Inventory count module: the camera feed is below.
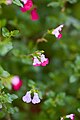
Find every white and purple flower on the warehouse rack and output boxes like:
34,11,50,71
22,91,40,104
52,24,64,39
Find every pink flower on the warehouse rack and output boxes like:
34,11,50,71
22,91,31,103
32,93,40,104
22,92,40,104
52,24,64,39
11,76,22,91
20,0,33,12
6,0,12,5
41,54,49,66
66,114,75,120
31,8,39,21
33,54,49,67
33,56,41,67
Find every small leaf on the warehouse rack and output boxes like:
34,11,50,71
0,39,13,56
13,0,23,7
2,27,9,37
10,30,19,37
0,66,10,78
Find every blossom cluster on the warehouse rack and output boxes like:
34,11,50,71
33,53,49,67
22,91,40,104
20,0,39,21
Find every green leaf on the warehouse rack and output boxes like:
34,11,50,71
0,66,10,78
2,27,9,37
13,0,23,7
10,30,19,37
47,2,60,7
0,39,13,56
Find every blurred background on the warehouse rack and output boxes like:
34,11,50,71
0,0,80,120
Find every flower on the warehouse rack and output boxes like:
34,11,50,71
33,56,41,67
66,114,75,120
52,24,64,39
6,0,12,5
41,54,49,66
20,0,33,12
21,0,28,4
31,8,39,21
33,54,49,67
32,93,40,104
22,91,32,103
11,76,22,91
22,92,40,104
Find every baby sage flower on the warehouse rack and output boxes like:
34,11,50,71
22,91,40,104
20,0,33,12
66,114,75,120
31,8,39,21
52,24,64,39
61,114,75,120
22,91,32,103
33,54,49,67
11,76,22,91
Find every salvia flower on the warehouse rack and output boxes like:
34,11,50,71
20,0,33,12
22,91,40,104
33,54,49,67
33,56,41,67
31,8,39,21
11,76,22,91
66,114,75,120
52,24,64,39
6,0,12,5
22,91,32,103
32,93,40,104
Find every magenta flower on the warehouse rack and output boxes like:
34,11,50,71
33,54,49,67
66,114,75,120
32,93,40,104
11,76,22,91
31,8,39,21
22,91,32,103
52,24,64,39
20,0,33,12
6,0,12,5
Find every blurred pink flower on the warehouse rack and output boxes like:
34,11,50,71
33,54,49,67
22,91,31,103
32,93,40,104
6,0,12,5
20,0,33,12
31,8,39,21
66,114,75,120
52,24,64,39
11,76,22,91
